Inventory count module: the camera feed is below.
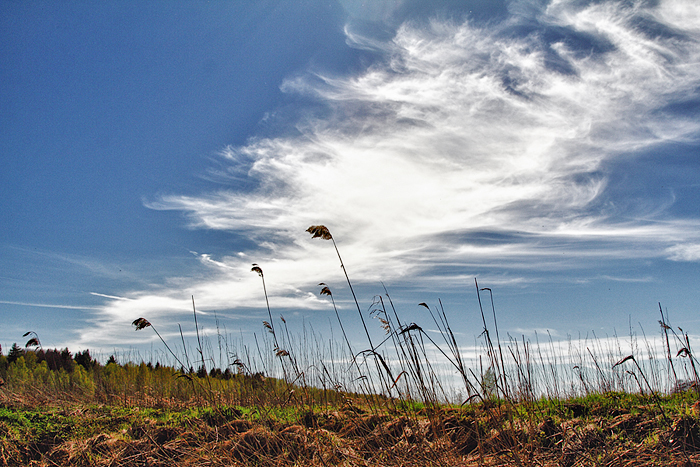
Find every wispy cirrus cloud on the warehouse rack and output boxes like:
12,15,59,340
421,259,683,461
90,292,133,301
0,300,101,311
92,0,700,345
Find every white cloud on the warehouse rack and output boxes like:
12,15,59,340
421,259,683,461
102,0,700,342
0,300,101,311
666,243,700,262
90,292,132,301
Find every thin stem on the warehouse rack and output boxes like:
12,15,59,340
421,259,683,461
331,237,374,350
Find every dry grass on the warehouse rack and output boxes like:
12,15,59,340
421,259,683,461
3,226,700,465
2,391,700,466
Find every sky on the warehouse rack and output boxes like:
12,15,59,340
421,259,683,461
2,0,700,368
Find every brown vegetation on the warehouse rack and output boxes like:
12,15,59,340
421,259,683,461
2,226,700,465
1,394,700,466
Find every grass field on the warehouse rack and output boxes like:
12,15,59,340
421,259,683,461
1,375,700,466
3,304,700,466
2,226,699,466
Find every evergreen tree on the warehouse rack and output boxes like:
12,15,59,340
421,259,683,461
74,349,95,370
60,348,75,372
7,343,23,364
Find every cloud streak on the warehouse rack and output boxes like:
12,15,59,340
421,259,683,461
100,0,700,344
0,300,101,311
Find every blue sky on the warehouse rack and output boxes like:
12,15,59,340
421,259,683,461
1,0,699,365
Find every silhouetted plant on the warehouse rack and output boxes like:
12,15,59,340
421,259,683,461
252,264,280,350
132,317,188,371
306,225,374,350
23,331,41,350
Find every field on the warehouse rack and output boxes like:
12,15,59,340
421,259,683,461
2,226,700,466
1,366,699,466
3,310,700,466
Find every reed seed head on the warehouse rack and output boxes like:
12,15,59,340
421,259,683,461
132,318,152,331
613,355,635,368
306,225,332,240
399,323,422,335
25,337,40,348
232,358,245,369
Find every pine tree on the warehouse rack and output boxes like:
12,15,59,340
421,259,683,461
74,349,95,370
7,343,23,364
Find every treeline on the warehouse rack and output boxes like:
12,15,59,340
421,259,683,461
0,344,311,407
2,343,96,373
0,342,242,380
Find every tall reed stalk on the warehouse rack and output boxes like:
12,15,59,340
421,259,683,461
306,225,374,351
